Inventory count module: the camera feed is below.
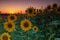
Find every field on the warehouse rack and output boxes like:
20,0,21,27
0,4,60,40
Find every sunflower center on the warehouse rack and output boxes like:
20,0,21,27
57,8,60,12
23,22,29,27
2,35,8,40
7,23,12,28
34,28,37,30
28,9,33,13
34,12,36,14
47,6,51,10
53,4,57,8
10,16,15,20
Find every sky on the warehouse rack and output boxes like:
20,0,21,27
0,0,60,13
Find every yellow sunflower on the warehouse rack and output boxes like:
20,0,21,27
4,21,15,32
7,15,17,22
25,7,37,17
32,26,39,32
20,19,32,32
1,32,10,40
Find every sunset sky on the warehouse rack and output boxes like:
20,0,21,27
0,0,60,13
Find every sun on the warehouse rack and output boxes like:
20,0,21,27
8,9,15,14
9,11,14,14
9,10,15,14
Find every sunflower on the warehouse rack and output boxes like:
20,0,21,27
25,7,37,17
32,26,39,32
20,19,32,32
1,32,10,40
52,3,57,10
52,3,57,12
46,5,52,12
4,21,15,32
37,9,43,15
7,15,17,22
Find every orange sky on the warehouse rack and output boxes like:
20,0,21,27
0,8,25,13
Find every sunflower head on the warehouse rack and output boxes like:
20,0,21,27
32,26,39,32
37,9,43,15
1,33,10,40
4,21,15,32
52,3,57,8
52,3,58,11
25,7,37,17
46,5,52,11
20,19,32,32
7,15,17,22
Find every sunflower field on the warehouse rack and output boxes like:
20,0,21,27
0,3,60,40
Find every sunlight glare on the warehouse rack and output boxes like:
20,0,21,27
8,10,15,14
